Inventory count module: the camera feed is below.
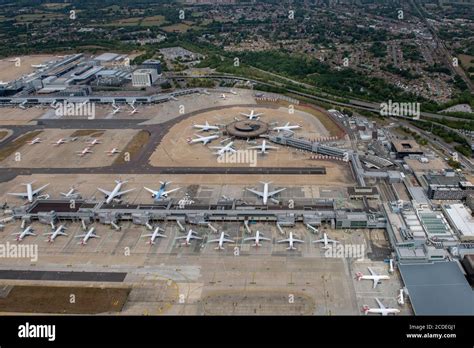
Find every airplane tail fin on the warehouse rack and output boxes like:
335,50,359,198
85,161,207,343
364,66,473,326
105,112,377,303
355,272,363,280
361,305,370,315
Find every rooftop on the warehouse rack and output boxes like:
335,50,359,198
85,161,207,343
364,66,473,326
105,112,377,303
399,261,474,315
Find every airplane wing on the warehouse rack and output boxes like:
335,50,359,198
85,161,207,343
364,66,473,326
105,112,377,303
368,267,376,276
266,145,279,149
268,188,286,197
75,234,86,238
163,188,180,196
375,298,386,310
277,239,290,243
312,239,324,243
243,237,256,241
326,238,339,244
223,238,235,243
97,188,112,196
143,187,158,195
259,236,272,241
32,184,49,195
7,192,28,197
293,238,304,243
116,188,135,196
207,238,220,243
372,279,379,289
246,188,264,197
175,236,188,240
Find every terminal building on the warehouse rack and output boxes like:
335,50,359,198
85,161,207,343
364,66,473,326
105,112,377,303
442,203,474,242
425,170,474,200
391,140,423,158
132,69,159,87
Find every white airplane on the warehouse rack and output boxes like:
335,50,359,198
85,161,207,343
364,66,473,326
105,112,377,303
142,226,167,245
220,93,227,99
129,100,138,114
246,182,286,205
19,101,27,109
240,110,263,120
98,180,135,204
243,230,271,247
27,137,41,145
313,233,339,249
12,226,36,242
44,225,67,243
8,182,49,202
355,267,390,289
277,232,304,250
76,147,93,157
229,90,238,95
193,121,219,132
362,298,400,316
248,140,278,154
202,89,211,95
170,95,178,101
175,229,202,246
105,148,121,156
207,232,235,250
87,138,102,146
210,141,236,156
187,134,219,145
51,138,67,146
143,181,180,202
31,64,47,68
76,227,99,245
60,187,79,198
112,103,121,115
273,122,301,133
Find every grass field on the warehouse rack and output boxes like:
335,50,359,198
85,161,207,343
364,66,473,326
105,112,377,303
103,15,166,27
113,130,150,165
0,285,130,314
0,130,42,162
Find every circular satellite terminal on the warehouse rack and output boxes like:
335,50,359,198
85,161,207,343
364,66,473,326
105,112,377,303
226,120,269,139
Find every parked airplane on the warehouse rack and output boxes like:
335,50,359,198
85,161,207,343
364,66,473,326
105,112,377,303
31,64,47,68
19,101,27,109
208,232,235,250
112,103,120,115
229,90,238,95
273,122,301,132
220,93,227,99
202,89,211,95
44,225,67,242
27,137,41,145
210,141,236,156
98,180,135,204
51,138,67,146
240,110,263,120
142,226,167,245
246,182,286,205
87,138,102,146
243,230,271,247
76,227,99,245
8,182,49,202
76,147,93,157
129,100,138,114
362,298,400,316
143,181,180,202
105,148,121,156
187,134,219,145
193,121,219,132
355,267,390,289
277,232,304,250
175,229,202,246
12,226,36,242
248,140,278,155
312,233,339,249
170,95,178,101
60,187,80,199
